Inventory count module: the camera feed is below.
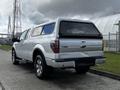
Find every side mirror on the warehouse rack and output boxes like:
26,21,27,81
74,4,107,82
12,38,20,42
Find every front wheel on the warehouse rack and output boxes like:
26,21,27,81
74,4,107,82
34,55,48,79
12,49,19,65
75,66,90,74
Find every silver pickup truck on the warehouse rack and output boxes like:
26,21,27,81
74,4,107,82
12,18,105,79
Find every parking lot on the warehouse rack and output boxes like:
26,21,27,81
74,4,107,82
0,50,120,90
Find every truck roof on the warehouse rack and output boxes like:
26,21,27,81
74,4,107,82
57,18,92,23
32,18,92,29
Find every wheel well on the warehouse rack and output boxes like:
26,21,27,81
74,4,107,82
12,47,15,51
32,49,45,63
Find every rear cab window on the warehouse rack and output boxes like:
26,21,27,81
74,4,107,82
59,21,103,39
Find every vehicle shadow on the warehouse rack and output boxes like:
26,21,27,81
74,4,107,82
18,62,34,73
17,62,90,89
46,69,90,89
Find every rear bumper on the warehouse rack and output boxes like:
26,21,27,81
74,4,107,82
46,56,105,68
55,56,105,62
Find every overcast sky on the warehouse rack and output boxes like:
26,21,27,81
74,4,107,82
0,0,120,33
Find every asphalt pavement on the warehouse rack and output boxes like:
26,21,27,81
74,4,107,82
0,50,120,90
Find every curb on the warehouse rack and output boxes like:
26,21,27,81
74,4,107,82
89,69,120,81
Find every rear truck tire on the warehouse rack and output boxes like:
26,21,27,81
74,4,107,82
12,49,19,65
75,66,90,74
34,54,48,79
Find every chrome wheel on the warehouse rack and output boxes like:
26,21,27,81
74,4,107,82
34,55,48,79
36,58,43,76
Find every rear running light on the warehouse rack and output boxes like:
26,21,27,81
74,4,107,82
50,39,59,53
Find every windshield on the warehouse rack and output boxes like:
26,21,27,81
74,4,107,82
59,21,102,39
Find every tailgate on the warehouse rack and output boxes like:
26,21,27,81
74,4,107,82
60,39,102,52
59,39,103,59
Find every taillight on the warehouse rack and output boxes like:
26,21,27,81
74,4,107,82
50,39,59,53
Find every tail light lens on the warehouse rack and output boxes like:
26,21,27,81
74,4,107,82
50,39,59,53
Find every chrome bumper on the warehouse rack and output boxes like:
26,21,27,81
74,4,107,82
46,57,105,68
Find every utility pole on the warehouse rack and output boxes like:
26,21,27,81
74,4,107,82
12,0,22,38
115,21,120,52
8,16,11,38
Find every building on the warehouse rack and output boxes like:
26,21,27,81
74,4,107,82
93,14,120,52
93,14,120,34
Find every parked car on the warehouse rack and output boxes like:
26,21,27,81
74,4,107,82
12,18,105,79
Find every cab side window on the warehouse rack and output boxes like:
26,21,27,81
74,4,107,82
31,27,42,37
20,30,29,40
41,23,55,35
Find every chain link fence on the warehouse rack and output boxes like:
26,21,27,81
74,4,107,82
0,34,12,45
103,32,120,52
